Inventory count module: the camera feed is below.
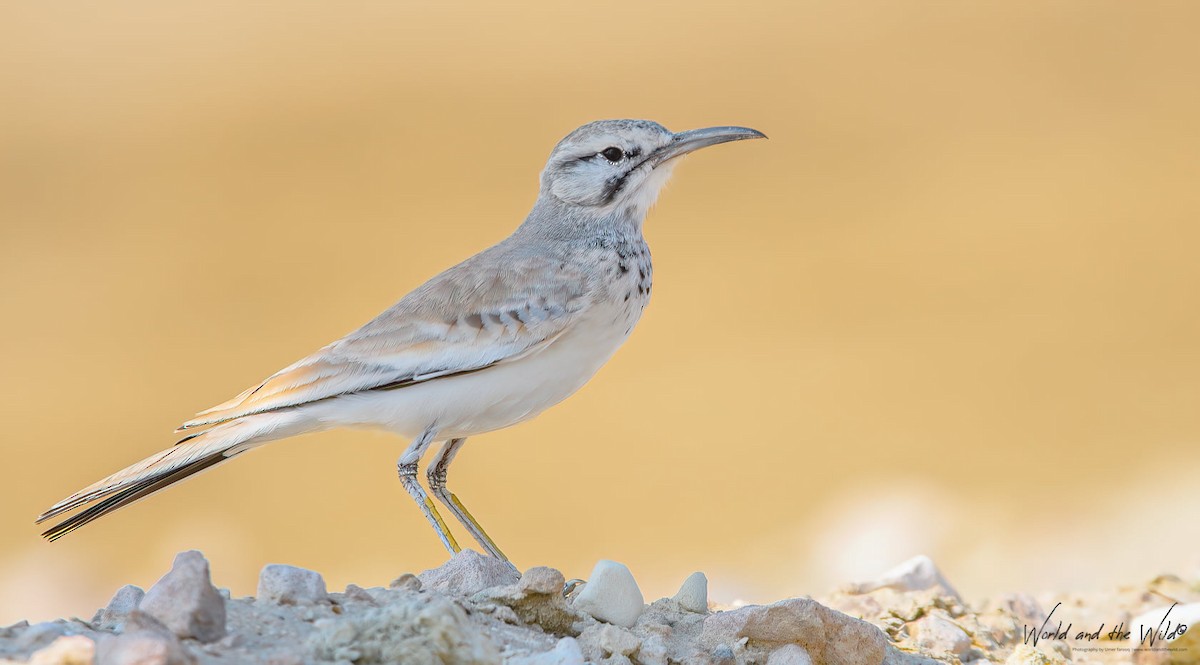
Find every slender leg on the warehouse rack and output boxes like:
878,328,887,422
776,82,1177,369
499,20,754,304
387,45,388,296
427,438,509,562
398,427,460,555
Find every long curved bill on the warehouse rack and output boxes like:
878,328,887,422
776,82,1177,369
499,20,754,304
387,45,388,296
650,126,767,167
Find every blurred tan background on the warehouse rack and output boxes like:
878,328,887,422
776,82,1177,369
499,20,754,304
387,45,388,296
3,1,1200,625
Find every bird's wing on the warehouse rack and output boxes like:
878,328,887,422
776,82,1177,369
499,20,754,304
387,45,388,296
179,251,589,430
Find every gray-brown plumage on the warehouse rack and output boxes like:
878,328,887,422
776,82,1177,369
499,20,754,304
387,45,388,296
37,119,765,557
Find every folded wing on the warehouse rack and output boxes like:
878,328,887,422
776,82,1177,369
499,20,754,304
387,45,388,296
180,251,589,430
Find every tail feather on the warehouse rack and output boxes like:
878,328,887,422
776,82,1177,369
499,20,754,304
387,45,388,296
40,452,228,541
37,410,309,540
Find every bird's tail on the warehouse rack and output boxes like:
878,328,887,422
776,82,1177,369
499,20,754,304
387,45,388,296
36,410,310,541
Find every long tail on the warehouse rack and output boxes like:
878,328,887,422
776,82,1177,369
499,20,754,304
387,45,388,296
36,411,308,541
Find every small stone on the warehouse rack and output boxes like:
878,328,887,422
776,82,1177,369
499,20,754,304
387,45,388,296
767,644,813,665
15,622,67,652
342,584,378,604
703,597,887,665
850,555,960,600
389,573,422,591
95,633,188,665
912,613,971,658
674,572,709,614
92,585,145,628
712,643,736,664
138,551,225,643
571,560,645,628
95,612,193,665
475,566,579,637
257,564,328,605
638,635,669,665
28,635,95,665
418,549,519,596
507,637,586,665
519,566,568,596
595,624,641,657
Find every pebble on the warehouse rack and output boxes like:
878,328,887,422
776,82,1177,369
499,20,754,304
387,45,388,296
912,613,971,658
767,644,813,665
28,635,95,665
93,585,146,629
507,637,586,665
518,566,567,596
594,624,641,657
571,560,645,628
850,555,960,600
389,573,422,592
95,633,190,665
703,597,886,665
95,612,192,665
638,635,669,665
673,572,709,614
342,584,378,604
14,622,67,652
257,564,328,605
138,551,226,643
476,566,579,637
418,549,520,597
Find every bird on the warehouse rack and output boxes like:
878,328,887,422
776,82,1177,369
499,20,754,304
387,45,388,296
36,119,766,561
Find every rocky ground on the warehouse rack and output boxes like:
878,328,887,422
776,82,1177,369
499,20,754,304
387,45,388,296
0,551,1196,664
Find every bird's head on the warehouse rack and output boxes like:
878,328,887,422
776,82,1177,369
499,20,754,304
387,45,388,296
538,119,765,217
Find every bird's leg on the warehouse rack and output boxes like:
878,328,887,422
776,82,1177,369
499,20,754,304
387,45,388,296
427,438,509,562
398,428,460,555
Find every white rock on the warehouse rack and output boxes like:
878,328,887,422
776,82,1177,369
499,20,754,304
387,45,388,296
418,549,519,597
712,643,737,664
702,597,887,665
257,564,328,605
638,635,669,665
106,585,145,615
93,585,145,628
476,566,578,636
28,635,95,665
507,637,585,665
389,573,422,592
95,633,190,665
14,622,67,652
851,555,961,599
912,614,971,658
1129,602,1200,645
571,560,645,628
138,551,226,643
768,644,814,665
95,612,192,665
594,624,641,656
673,572,709,613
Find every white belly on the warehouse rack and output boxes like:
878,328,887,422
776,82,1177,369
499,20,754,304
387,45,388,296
312,303,641,441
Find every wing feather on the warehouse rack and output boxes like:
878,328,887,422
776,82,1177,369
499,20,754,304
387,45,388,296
180,249,589,430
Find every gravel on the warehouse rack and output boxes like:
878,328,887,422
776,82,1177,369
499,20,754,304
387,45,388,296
1,551,1196,664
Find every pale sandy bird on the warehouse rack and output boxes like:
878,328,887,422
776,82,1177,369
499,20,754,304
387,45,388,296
37,119,765,560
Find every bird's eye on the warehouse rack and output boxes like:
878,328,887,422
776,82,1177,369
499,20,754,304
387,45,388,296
600,147,624,162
